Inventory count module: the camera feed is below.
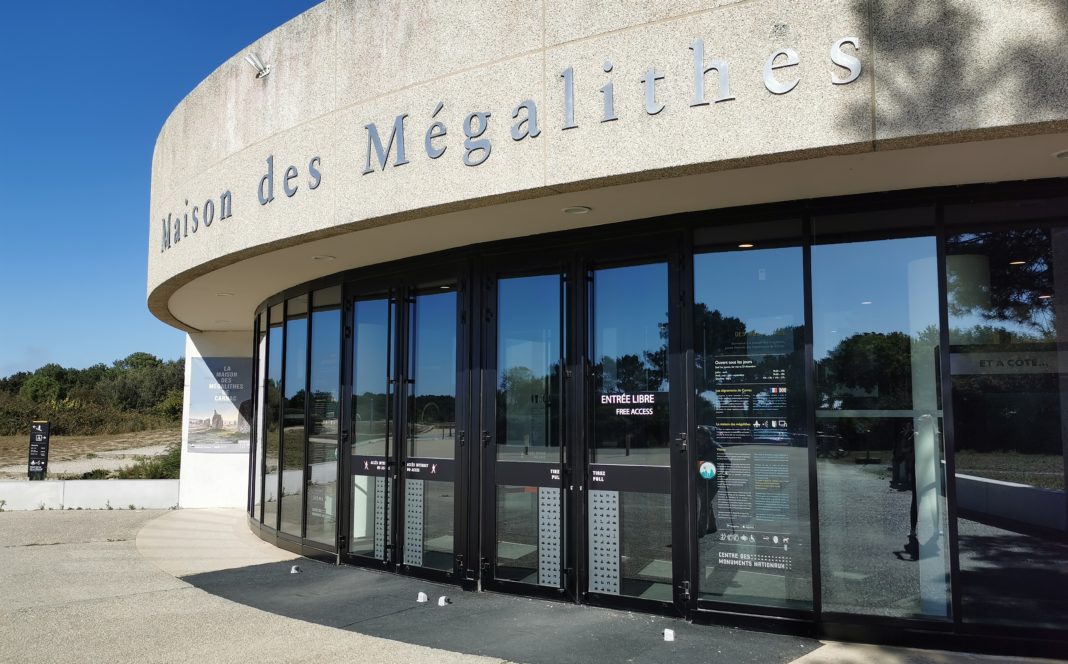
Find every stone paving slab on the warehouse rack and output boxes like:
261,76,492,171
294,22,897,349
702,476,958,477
0,509,501,664
136,508,298,577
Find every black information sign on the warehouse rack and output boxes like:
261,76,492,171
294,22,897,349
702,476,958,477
28,420,50,480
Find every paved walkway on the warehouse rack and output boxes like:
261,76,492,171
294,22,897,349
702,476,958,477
0,508,1063,664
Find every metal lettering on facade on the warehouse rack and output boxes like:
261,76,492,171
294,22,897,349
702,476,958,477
158,36,861,254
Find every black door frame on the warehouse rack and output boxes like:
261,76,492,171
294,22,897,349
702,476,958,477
475,252,573,600
338,262,469,585
575,233,690,615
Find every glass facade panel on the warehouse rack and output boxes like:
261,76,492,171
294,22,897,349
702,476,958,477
497,275,561,463
407,289,457,460
946,226,1068,629
305,288,340,547
263,305,283,529
693,247,811,609
253,313,265,521
494,274,563,585
405,288,457,570
244,186,1068,649
350,297,393,558
280,295,308,537
813,236,951,619
589,262,672,600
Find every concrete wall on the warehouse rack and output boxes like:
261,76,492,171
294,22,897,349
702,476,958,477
0,480,179,511
179,332,252,509
146,0,1068,333
956,473,1067,534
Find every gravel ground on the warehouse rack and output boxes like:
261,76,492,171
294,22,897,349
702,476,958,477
0,444,169,479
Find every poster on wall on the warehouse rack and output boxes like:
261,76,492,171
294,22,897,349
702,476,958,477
187,357,252,453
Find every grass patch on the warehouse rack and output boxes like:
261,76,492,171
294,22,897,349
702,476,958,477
954,451,1063,490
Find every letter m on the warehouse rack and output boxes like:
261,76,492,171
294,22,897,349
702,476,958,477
363,114,409,174
160,216,171,252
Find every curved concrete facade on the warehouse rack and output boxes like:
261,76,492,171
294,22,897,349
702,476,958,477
148,0,1068,333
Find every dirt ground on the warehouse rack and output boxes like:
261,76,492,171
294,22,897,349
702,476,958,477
0,429,180,469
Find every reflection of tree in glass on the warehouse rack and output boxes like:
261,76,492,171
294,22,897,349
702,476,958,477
497,363,561,447
352,391,390,442
947,230,1054,337
594,314,669,394
818,332,913,410
265,379,281,433
597,354,665,393
693,304,804,438
815,332,921,456
591,311,669,454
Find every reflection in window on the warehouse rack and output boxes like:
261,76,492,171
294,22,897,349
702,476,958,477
591,263,670,466
589,263,672,600
405,288,457,571
350,297,392,559
947,227,1068,629
407,290,457,460
253,313,265,521
693,248,811,609
497,275,562,463
494,274,563,586
813,237,950,619
263,305,283,529
305,288,340,547
280,295,308,537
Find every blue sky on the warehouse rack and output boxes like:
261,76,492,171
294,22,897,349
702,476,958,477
0,1,319,377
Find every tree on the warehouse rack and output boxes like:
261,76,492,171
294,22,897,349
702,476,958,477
19,374,61,403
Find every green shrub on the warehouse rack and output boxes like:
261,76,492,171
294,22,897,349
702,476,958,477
0,354,184,436
114,444,181,480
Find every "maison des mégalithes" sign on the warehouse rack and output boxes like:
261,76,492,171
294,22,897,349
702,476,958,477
160,36,862,253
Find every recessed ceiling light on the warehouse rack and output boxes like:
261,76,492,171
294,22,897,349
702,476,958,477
439,285,450,290
216,292,234,297
1039,294,1053,299
1009,260,1027,265
861,300,873,305
312,255,335,261
738,243,755,249
563,205,592,215
1053,150,1068,160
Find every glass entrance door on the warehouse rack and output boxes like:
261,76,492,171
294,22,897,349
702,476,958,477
691,247,812,611
586,261,678,604
347,294,394,564
481,272,567,593
401,285,459,572
344,280,462,577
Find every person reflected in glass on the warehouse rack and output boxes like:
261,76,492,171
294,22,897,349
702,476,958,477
891,420,919,561
695,425,730,537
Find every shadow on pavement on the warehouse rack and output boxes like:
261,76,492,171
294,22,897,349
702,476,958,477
183,558,819,664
